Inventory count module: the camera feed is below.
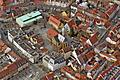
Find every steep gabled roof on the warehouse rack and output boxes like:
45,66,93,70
67,19,77,29
49,15,61,27
47,28,58,38
105,3,118,17
89,32,99,45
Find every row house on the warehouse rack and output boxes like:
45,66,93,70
93,32,120,80
0,39,28,80
113,50,120,66
0,0,27,11
86,31,100,46
0,57,28,80
61,50,109,80
77,1,119,22
88,0,100,6
77,5,107,21
77,30,100,49
106,22,120,49
98,52,117,62
75,11,107,31
105,3,119,20
0,0,13,10
97,65,120,80
45,0,69,8
8,28,46,63
61,66,87,80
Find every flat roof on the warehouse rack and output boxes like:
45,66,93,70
17,11,41,22
16,11,42,27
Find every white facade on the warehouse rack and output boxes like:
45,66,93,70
71,6,78,17
43,55,66,71
8,31,36,63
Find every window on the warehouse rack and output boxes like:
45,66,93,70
71,9,76,14
49,61,54,64
44,56,50,62
44,58,49,62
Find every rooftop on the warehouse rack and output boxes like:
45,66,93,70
0,39,27,79
47,28,58,38
48,15,61,27
16,11,42,22
9,28,44,57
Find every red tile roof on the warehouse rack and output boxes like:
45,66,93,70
84,43,91,48
92,62,100,70
0,0,4,6
42,72,55,80
76,11,96,24
82,54,88,62
62,46,71,53
112,22,120,32
104,21,111,28
100,65,114,77
61,66,73,74
0,39,28,79
99,52,117,62
63,17,71,22
33,35,44,46
113,50,120,64
49,15,61,27
0,63,17,79
75,12,84,18
1,45,8,52
75,73,87,80
47,28,58,38
14,58,27,68
77,22,89,31
89,32,99,45
40,48,48,53
105,4,118,17
116,22,120,27
99,12,109,20
85,51,95,59
68,20,77,29
80,36,87,43
34,0,41,4
9,51,21,60
0,57,27,79
0,42,8,53
89,9,98,15
0,11,3,17
0,39,4,47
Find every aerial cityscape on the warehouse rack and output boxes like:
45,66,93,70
0,0,120,80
